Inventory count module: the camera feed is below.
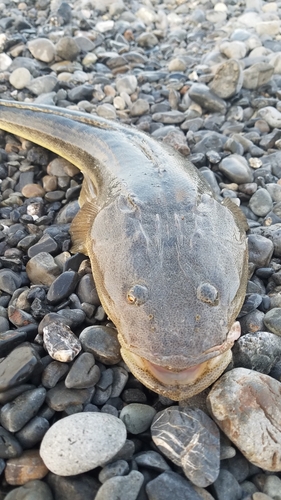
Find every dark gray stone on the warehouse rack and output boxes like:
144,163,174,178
146,471,203,500
210,469,243,500
0,426,22,458
0,387,46,432
47,472,100,500
65,353,100,389
15,416,49,448
46,271,80,305
98,459,130,483
0,344,41,392
79,325,121,365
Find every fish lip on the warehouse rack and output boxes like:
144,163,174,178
142,358,208,386
119,321,241,370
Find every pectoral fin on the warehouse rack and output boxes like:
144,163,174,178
70,199,99,255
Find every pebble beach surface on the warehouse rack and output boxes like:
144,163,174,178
1,0,281,499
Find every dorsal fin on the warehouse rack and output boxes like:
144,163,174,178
222,198,249,234
70,200,99,255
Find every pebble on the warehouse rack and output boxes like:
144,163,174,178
209,60,243,99
4,479,53,500
264,308,281,335
28,39,56,63
232,331,281,373
46,270,79,304
146,471,203,500
25,253,60,286
98,459,130,483
79,325,121,365
207,368,281,471
120,404,156,434
5,450,48,485
219,154,254,183
40,412,127,475
116,75,137,95
189,83,227,114
249,188,273,217
9,67,32,90
0,387,46,433
0,344,40,392
43,321,82,362
65,352,100,389
151,407,220,487
95,470,143,500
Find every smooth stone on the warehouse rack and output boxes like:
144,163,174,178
65,352,100,389
116,75,137,95
243,63,274,90
210,469,242,500
219,154,254,183
189,83,226,113
43,321,82,362
219,41,247,59
5,450,48,486
120,404,156,434
262,475,281,499
56,36,80,61
258,106,281,128
47,472,100,500
238,293,263,316
26,252,60,286
135,451,170,472
28,234,58,258
152,111,186,124
256,20,280,36
110,366,129,397
266,183,281,203
95,470,143,500
46,271,79,304
247,234,274,268
130,98,150,116
151,407,220,487
9,67,32,90
45,381,94,412
41,360,69,389
249,188,273,217
55,200,79,223
0,388,46,433
40,412,127,475
15,416,50,449
0,269,22,294
4,479,53,500
99,459,130,483
209,59,243,99
47,157,79,177
207,368,281,471
239,309,265,334
136,32,158,48
0,344,40,391
146,471,203,500
79,325,121,365
76,273,100,305
21,183,45,198
264,308,281,335
28,38,56,63
26,75,58,96
96,103,117,120
0,426,22,458
232,331,281,373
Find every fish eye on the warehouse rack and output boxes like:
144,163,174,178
127,285,148,306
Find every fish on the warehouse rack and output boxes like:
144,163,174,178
0,99,248,400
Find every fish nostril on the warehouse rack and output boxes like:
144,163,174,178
196,282,219,306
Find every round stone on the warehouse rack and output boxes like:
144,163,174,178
28,38,56,63
264,308,281,335
40,412,127,475
219,154,254,183
9,68,32,90
120,404,156,434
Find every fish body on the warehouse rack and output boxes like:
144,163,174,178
0,100,248,400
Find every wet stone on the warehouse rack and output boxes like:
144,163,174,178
95,470,144,500
27,234,59,258
47,472,99,500
120,403,157,434
40,412,127,475
188,83,227,113
207,368,281,471
238,293,263,317
43,321,81,363
26,252,60,286
146,471,203,500
264,308,281,335
79,325,121,365
46,271,79,305
0,344,40,392
135,451,171,472
0,387,46,433
248,234,274,269
151,407,220,487
211,469,242,500
4,479,53,500
65,352,100,389
5,449,48,486
232,331,281,373
0,269,22,295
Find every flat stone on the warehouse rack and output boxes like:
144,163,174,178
65,352,100,389
207,368,281,471
28,38,56,63
15,416,50,449
45,381,94,411
43,321,82,362
5,449,48,486
41,360,69,389
135,451,171,472
219,154,254,183
151,407,220,487
28,234,59,258
189,83,227,113
40,412,127,475
26,75,58,96
46,271,79,305
248,234,274,268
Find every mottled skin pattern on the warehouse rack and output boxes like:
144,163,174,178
0,100,248,400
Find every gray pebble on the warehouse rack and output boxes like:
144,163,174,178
219,154,254,183
0,426,22,458
0,387,46,433
26,75,58,96
120,403,157,434
135,450,171,472
41,360,69,389
248,234,274,269
28,38,56,63
4,479,53,500
79,325,121,365
76,273,100,305
46,472,99,500
0,344,40,392
264,308,281,336
65,353,100,389
211,469,242,500
146,471,203,500
46,271,79,305
249,188,273,217
45,381,94,412
233,331,281,373
98,459,130,483
189,83,227,113
95,470,143,500
16,416,50,449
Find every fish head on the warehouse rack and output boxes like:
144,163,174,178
88,190,248,400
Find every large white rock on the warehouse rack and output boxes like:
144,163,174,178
40,412,127,475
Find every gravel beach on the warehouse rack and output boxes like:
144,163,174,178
1,0,281,499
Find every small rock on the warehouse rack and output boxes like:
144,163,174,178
211,469,242,500
146,471,203,500
189,83,227,113
43,321,82,362
130,98,150,116
40,412,127,475
116,75,137,95
243,63,274,90
79,325,121,365
264,308,281,336
56,36,80,61
5,450,48,485
46,271,79,305
120,404,156,434
232,331,281,373
95,470,143,500
9,67,32,90
219,154,254,183
151,407,220,487
26,252,60,286
65,352,100,389
258,106,281,129
3,479,53,500
219,41,247,59
248,234,274,269
0,344,40,392
0,387,46,433
209,60,243,99
207,368,281,471
28,38,56,63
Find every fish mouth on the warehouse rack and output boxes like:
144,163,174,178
120,321,241,400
